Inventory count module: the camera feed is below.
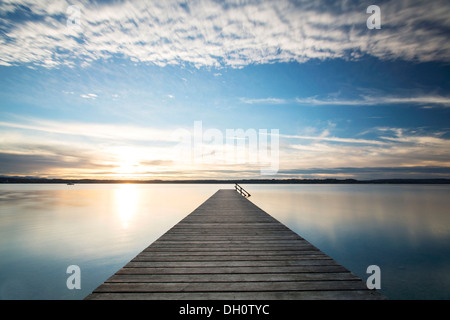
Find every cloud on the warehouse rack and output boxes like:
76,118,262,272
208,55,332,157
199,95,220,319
0,118,186,178
1,117,449,179
80,93,97,99
280,133,388,145
0,151,113,176
295,95,450,107
0,118,181,143
241,97,287,104
239,94,450,107
1,0,450,68
280,127,450,175
277,166,450,179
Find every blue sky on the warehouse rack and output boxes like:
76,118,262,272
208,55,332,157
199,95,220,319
1,0,450,180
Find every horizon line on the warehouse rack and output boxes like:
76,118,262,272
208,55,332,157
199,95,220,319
1,177,449,184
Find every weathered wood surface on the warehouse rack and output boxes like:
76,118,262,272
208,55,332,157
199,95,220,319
85,189,385,300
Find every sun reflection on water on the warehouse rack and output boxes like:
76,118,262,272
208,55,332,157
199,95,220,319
114,184,140,228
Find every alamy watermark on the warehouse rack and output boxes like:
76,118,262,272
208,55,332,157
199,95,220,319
366,265,381,290
67,5,82,31
171,121,279,175
66,265,81,290
367,5,381,29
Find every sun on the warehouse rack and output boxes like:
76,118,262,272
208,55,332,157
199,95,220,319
113,147,142,175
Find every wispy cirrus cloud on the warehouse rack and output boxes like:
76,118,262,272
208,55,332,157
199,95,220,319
239,94,450,107
0,118,179,143
80,93,97,99
1,0,450,68
295,95,450,107
240,97,287,104
281,129,450,175
280,133,389,146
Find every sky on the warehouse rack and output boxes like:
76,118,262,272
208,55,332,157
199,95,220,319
0,0,450,180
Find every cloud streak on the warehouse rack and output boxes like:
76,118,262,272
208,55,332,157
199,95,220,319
239,94,450,107
281,127,450,174
1,118,449,179
80,93,97,99
0,118,180,143
1,0,450,68
241,97,287,104
295,95,450,107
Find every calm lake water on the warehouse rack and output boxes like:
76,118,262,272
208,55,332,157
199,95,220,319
0,183,449,300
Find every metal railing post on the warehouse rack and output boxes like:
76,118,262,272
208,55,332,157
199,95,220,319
235,183,250,197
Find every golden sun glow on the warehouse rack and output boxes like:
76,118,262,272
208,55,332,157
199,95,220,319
114,184,140,228
113,148,142,175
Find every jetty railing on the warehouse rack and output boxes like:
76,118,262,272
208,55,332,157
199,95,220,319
235,183,251,197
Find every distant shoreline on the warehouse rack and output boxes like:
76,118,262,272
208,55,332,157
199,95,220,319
1,177,449,184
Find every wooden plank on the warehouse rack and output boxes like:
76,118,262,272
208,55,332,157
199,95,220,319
137,250,323,256
93,280,368,293
144,245,321,252
124,260,338,268
148,244,317,249
105,272,360,283
152,241,307,245
85,189,386,300
85,290,384,300
131,254,331,261
115,265,351,274
167,237,299,241
171,223,290,227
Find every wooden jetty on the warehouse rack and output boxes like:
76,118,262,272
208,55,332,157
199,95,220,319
85,188,385,300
